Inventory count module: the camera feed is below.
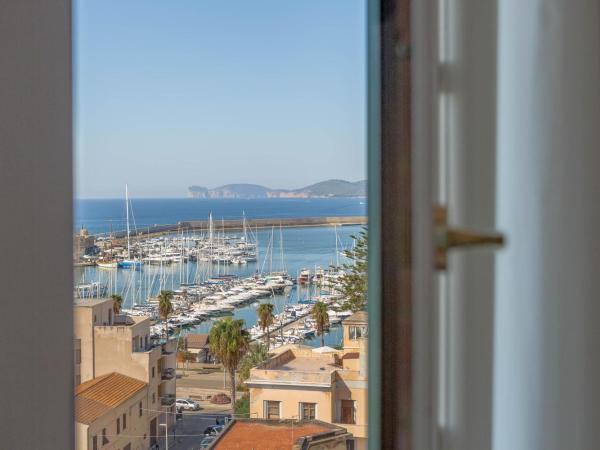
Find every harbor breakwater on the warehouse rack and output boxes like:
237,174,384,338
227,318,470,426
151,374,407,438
98,215,367,239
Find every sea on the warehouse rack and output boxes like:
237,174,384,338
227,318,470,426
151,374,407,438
74,198,367,348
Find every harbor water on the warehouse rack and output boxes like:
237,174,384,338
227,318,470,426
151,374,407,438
74,223,363,348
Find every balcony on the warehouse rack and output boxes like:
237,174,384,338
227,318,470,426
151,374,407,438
161,342,174,356
161,394,176,406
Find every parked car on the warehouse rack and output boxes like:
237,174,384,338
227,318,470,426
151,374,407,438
203,425,224,436
198,435,216,449
215,414,232,425
176,398,200,411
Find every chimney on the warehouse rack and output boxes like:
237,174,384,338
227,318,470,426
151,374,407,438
359,337,368,378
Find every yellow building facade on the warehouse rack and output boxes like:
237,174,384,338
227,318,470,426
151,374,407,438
246,311,368,450
74,298,177,449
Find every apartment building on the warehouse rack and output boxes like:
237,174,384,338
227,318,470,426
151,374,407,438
246,312,368,450
75,373,149,450
74,298,177,448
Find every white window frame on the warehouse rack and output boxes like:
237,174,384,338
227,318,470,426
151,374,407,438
263,400,281,419
299,402,317,420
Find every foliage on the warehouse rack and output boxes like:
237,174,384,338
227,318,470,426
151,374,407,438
209,317,250,405
210,393,231,404
158,290,174,339
111,294,123,314
177,334,186,352
256,303,275,350
338,227,368,312
311,301,330,348
234,394,250,417
238,343,269,391
176,350,194,364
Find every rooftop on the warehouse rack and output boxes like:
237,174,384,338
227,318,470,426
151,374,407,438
342,310,368,325
73,297,112,307
247,347,341,388
184,333,209,349
273,355,338,373
75,373,146,425
211,419,349,450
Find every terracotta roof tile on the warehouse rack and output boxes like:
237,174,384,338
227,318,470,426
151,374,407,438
75,373,146,425
213,421,333,450
185,333,209,349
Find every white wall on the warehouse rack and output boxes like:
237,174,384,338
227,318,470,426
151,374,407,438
0,1,73,448
494,1,600,449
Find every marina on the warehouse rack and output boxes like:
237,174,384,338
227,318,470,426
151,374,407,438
74,220,361,349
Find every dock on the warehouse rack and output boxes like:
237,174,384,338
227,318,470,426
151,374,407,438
251,310,313,343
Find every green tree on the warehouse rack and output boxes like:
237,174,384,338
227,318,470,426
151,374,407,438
234,394,250,417
238,343,269,391
256,303,275,350
209,317,250,405
158,290,174,340
111,294,123,314
338,227,368,312
311,301,330,348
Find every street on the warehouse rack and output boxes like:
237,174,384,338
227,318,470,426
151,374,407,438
163,411,232,450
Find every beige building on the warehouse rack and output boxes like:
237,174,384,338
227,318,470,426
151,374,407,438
246,312,368,450
74,227,96,261
75,373,149,450
182,333,212,363
74,298,177,448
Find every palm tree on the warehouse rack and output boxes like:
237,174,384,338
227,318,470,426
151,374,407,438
158,290,174,340
111,294,123,314
209,317,250,405
311,301,330,348
256,303,275,350
238,343,269,390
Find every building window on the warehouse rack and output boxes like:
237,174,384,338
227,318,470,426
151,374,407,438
340,400,356,424
92,435,97,450
152,393,156,404
139,401,143,417
123,413,126,430
300,402,316,420
349,326,367,340
152,366,155,378
116,417,120,434
346,439,356,450
264,401,280,420
108,309,112,324
102,428,108,445
75,348,81,364
94,314,97,324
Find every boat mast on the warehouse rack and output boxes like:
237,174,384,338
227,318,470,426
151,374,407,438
335,224,339,267
279,222,285,273
125,184,131,258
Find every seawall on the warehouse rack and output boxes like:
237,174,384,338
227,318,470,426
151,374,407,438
100,216,367,239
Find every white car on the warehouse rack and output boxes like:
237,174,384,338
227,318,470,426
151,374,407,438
176,398,200,411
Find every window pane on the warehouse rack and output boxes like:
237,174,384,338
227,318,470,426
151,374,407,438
75,1,368,448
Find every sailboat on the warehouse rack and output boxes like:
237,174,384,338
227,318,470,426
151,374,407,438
118,184,144,268
97,260,118,269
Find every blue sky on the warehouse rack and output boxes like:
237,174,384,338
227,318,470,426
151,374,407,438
74,0,366,198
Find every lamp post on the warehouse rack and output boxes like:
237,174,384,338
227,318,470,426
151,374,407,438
159,422,168,450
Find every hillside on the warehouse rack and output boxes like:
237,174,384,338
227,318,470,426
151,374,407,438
187,179,366,199
297,179,366,197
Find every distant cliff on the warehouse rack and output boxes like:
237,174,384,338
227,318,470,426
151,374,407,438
188,179,366,199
